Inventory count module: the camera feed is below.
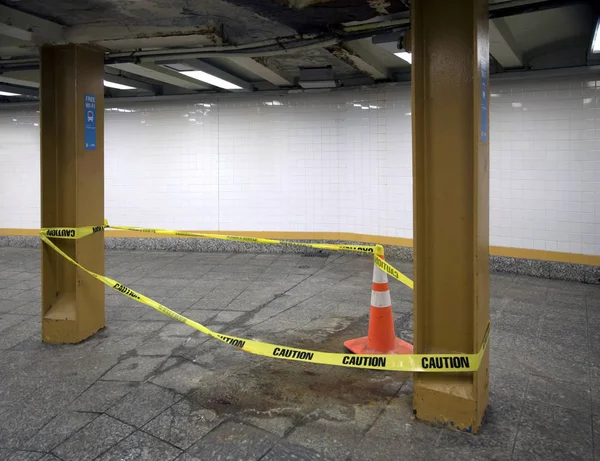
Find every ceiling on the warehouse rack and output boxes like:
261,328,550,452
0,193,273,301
0,0,598,102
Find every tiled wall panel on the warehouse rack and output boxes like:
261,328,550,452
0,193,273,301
0,74,598,255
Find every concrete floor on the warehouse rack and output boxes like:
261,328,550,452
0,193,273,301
0,247,598,461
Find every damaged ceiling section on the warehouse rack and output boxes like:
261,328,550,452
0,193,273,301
0,0,598,101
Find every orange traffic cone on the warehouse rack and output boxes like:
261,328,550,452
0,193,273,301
344,250,413,355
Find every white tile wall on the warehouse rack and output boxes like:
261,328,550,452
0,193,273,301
0,108,40,229
0,74,599,255
489,76,600,256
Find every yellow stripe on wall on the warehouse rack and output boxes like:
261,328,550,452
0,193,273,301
1,228,599,266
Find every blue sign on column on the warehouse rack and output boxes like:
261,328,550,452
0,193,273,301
84,94,96,150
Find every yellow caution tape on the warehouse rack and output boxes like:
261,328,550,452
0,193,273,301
108,223,378,255
40,227,490,373
40,222,108,239
374,255,414,290
108,222,414,289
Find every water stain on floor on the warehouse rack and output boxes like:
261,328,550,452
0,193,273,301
185,317,411,423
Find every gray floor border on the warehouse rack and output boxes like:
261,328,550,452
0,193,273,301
2,235,598,284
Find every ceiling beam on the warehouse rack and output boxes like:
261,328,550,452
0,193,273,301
225,57,293,87
67,25,220,52
103,73,157,93
489,18,523,68
330,46,390,80
0,70,39,88
0,23,32,42
0,5,65,44
489,0,586,19
107,63,211,90
0,83,38,97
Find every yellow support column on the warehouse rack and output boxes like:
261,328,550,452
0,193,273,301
40,44,105,343
411,0,490,432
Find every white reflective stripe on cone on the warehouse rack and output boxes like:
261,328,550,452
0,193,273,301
371,290,392,308
372,263,388,284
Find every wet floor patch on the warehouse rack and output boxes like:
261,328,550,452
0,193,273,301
184,317,411,426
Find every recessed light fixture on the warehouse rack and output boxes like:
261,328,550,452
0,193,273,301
298,66,337,89
373,32,413,65
180,70,242,90
394,52,412,64
103,80,137,90
161,60,251,92
0,90,21,96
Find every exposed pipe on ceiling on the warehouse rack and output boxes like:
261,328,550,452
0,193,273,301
107,33,323,59
109,38,341,64
132,39,342,63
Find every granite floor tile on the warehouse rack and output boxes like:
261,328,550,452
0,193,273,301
158,322,197,337
102,355,167,382
9,290,40,303
24,378,96,413
0,403,57,449
349,436,434,461
591,366,600,415
95,430,182,461
24,411,98,452
4,451,46,461
525,375,592,412
512,401,593,461
69,380,138,413
489,367,529,398
493,310,541,336
186,421,276,461
142,398,224,450
105,320,168,337
432,447,510,461
262,441,336,461
365,392,441,446
52,414,134,461
593,415,599,460
137,335,189,356
286,417,371,460
105,305,149,321
149,356,211,395
37,455,62,461
0,300,28,314
538,319,588,348
547,290,587,306
0,376,42,407
8,302,40,316
0,289,29,301
236,415,296,438
106,383,182,427
502,285,548,303
0,317,40,350
153,297,200,311
0,313,32,332
524,349,591,387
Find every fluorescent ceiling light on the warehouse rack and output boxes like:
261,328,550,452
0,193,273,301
0,90,21,96
103,80,137,90
592,19,600,53
180,70,242,90
394,52,412,64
